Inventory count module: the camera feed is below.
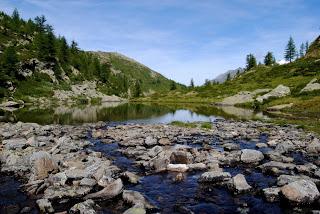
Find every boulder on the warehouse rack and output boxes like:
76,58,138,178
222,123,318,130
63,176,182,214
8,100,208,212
85,178,123,200
37,199,54,213
300,78,320,93
281,179,320,204
256,85,290,103
240,149,264,164
188,163,207,171
80,178,97,187
198,171,231,183
275,141,294,154
152,152,170,172
231,174,252,193
30,151,58,180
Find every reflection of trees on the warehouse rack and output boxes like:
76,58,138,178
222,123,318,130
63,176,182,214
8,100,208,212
7,103,177,125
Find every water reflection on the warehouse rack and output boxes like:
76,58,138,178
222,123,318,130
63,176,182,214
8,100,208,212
0,102,269,125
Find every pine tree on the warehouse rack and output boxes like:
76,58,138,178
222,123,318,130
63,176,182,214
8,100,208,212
226,73,231,81
11,8,21,28
299,43,305,58
100,62,111,83
56,36,69,64
0,46,18,79
246,54,257,70
34,15,47,32
264,52,276,66
134,80,142,97
190,78,194,88
284,37,296,63
204,79,211,87
305,41,309,54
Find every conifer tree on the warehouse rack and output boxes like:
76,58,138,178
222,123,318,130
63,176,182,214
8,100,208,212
299,43,305,58
134,80,142,97
284,37,297,62
264,52,276,66
190,78,194,88
246,54,257,70
226,73,231,81
305,41,309,54
0,46,18,79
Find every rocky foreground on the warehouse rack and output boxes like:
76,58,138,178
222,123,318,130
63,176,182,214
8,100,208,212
0,120,320,213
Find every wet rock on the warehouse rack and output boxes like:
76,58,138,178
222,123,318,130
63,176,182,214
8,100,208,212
70,199,97,214
277,174,319,186
220,151,241,165
267,140,278,147
259,161,296,172
30,151,58,180
231,174,252,193
222,143,240,151
167,164,189,172
85,178,123,200
122,171,140,184
281,179,320,204
240,149,264,164
174,173,185,182
37,198,54,213
122,190,155,209
170,151,193,164
199,171,231,183
263,187,280,202
152,152,170,172
256,143,268,148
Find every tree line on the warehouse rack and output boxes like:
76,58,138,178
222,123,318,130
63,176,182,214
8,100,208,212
0,9,112,96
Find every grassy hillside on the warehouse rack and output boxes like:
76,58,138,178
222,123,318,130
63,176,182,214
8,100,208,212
0,10,178,102
92,51,182,96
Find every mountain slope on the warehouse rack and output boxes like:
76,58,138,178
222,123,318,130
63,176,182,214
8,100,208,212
0,10,177,103
213,67,245,83
91,51,178,95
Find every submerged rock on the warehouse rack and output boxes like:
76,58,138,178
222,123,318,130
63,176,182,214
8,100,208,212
122,190,155,209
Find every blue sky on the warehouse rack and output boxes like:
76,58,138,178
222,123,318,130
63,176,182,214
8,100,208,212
1,0,319,85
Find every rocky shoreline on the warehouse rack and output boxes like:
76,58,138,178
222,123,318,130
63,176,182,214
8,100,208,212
0,120,320,213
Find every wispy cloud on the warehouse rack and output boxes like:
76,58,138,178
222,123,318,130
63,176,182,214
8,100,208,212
1,0,319,85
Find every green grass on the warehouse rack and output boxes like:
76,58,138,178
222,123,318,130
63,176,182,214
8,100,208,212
170,121,197,128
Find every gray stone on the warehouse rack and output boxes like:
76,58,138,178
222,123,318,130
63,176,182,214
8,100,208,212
199,171,231,183
122,190,155,209
240,149,264,163
231,174,252,193
263,187,280,202
256,85,290,103
85,178,123,200
3,138,27,150
37,199,54,213
281,179,320,204
70,199,97,214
